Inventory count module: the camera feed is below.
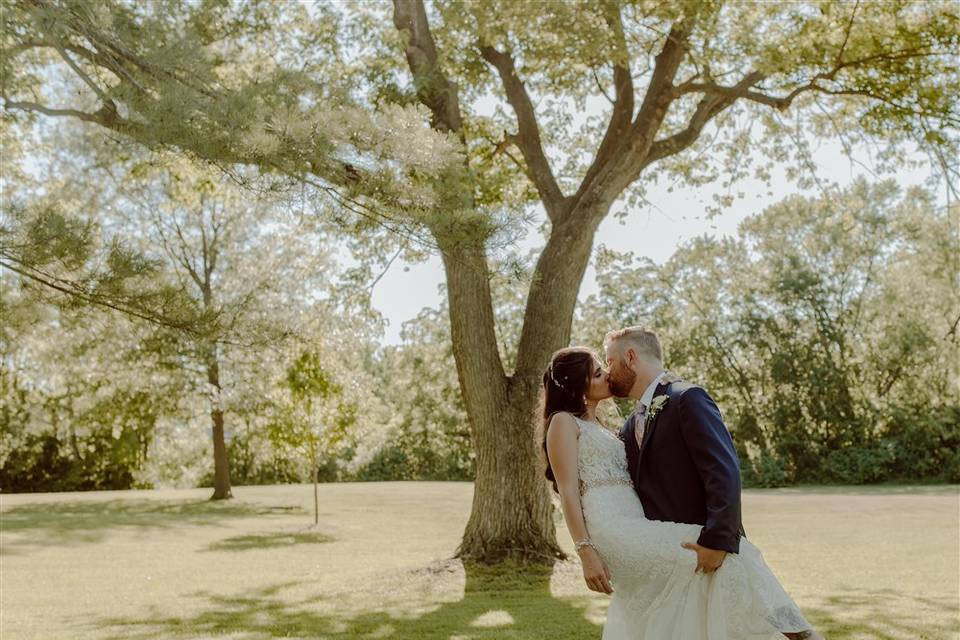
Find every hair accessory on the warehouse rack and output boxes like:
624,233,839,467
548,363,568,390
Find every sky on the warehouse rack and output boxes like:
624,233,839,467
368,104,940,345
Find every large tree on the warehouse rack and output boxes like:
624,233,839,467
4,0,957,562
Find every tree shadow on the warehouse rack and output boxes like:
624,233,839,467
94,561,605,640
90,563,959,640
203,530,334,552
803,588,959,640
0,499,303,552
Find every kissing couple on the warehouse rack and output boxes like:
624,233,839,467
541,326,825,639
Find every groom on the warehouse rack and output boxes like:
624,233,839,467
604,325,744,574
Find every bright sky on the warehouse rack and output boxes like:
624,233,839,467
370,108,939,344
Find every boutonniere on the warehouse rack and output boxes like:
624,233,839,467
648,394,669,420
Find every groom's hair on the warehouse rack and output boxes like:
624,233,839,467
604,325,663,363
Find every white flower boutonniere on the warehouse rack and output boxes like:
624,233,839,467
648,394,669,420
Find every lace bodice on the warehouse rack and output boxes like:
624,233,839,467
574,417,632,493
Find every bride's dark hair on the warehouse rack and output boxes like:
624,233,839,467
538,346,597,493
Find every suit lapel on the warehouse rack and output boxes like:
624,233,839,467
636,380,670,466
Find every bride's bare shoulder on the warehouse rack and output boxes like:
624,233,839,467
546,412,580,452
547,411,580,433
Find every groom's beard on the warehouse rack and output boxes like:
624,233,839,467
607,366,636,398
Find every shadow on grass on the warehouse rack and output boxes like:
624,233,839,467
93,564,960,640
203,530,334,552
0,499,304,552
804,589,959,640
96,562,604,640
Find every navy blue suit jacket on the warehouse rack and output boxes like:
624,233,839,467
619,380,745,553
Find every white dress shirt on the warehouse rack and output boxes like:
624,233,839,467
634,370,667,449
637,370,667,412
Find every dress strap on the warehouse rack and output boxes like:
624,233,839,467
570,414,583,438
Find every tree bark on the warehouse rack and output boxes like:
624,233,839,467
206,346,232,500
393,0,554,563
453,206,608,563
197,224,232,501
209,407,232,500
439,237,565,563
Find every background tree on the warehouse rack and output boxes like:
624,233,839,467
1,119,199,491
276,349,357,526
5,0,957,563
0,283,187,491
1,115,350,494
111,154,334,499
578,179,960,485
362,306,472,481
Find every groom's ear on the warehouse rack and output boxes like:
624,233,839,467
624,347,636,366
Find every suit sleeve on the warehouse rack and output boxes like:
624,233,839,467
677,387,743,554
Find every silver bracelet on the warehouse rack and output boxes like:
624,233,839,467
574,539,595,553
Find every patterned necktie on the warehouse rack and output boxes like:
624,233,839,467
634,403,648,450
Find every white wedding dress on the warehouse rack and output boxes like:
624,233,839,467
572,416,813,640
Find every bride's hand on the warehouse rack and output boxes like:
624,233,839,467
579,546,614,594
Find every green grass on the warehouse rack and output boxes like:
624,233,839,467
2,482,957,639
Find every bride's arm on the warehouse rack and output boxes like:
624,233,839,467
546,412,613,595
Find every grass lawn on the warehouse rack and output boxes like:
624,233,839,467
2,482,957,639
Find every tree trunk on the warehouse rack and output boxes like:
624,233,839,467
311,441,319,526
446,211,606,564
206,347,232,500
392,0,624,565
455,376,563,564
434,237,552,563
209,406,232,500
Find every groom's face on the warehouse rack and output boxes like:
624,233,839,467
605,342,636,398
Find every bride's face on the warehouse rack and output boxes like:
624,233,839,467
585,359,612,403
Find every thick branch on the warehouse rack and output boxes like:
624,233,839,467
392,0,462,136
574,4,636,211
512,215,599,384
3,40,48,58
392,0,507,393
479,45,566,220
2,99,105,124
573,18,697,211
646,71,764,165
628,20,696,149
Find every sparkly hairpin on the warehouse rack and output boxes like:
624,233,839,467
548,364,568,390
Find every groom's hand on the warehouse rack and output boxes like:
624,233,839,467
681,542,727,574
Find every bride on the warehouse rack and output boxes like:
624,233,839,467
541,346,824,640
